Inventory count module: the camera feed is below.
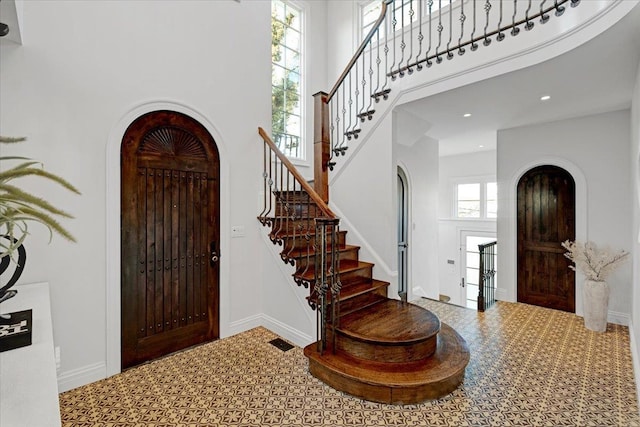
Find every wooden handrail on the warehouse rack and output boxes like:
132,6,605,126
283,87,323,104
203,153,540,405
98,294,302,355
258,127,336,219
327,0,391,101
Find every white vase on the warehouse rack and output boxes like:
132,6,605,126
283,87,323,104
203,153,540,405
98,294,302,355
583,280,609,332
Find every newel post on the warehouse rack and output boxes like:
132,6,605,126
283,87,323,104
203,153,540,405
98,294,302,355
313,91,330,203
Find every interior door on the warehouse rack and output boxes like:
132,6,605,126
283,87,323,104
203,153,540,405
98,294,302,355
121,110,220,369
517,165,575,312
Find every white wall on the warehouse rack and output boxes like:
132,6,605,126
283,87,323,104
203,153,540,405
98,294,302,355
497,110,632,321
0,0,274,389
630,52,640,403
438,151,497,306
394,129,439,301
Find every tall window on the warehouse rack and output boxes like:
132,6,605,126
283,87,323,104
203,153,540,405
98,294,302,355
272,1,303,159
455,181,497,219
360,0,459,41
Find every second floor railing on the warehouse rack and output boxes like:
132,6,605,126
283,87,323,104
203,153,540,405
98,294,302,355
313,0,581,200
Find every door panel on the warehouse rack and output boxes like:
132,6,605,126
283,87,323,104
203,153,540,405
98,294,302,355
517,165,575,312
121,110,220,369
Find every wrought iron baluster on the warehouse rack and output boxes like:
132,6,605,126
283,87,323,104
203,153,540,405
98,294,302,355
390,3,398,79
358,54,367,120
425,0,434,65
329,101,336,171
381,9,392,92
406,0,415,74
483,0,492,46
346,73,353,140
339,84,347,151
366,38,375,117
435,0,443,63
446,0,454,59
555,0,565,17
457,0,466,55
416,0,424,70
540,0,549,23
524,0,534,31
373,30,382,98
497,0,505,41
353,61,360,138
511,0,520,36
258,141,269,223
398,0,406,77
282,171,291,262
471,0,478,51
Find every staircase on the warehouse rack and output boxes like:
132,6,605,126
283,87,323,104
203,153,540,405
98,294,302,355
258,0,583,404
258,129,469,404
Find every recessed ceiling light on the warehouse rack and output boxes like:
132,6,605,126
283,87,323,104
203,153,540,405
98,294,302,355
540,95,551,101
479,145,485,148
463,113,472,117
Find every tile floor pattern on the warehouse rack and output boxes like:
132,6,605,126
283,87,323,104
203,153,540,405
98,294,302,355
59,299,640,426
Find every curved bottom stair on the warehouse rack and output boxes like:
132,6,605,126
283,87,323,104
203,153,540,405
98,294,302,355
304,300,470,405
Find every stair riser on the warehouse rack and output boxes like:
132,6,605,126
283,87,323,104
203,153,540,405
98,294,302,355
307,358,466,405
275,203,325,218
293,247,359,271
335,333,437,364
337,265,373,286
275,231,346,251
335,287,387,317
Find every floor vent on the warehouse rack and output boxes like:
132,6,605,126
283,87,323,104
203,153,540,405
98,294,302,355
269,338,294,352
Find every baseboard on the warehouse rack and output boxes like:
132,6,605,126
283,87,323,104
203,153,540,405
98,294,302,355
412,286,428,298
228,313,313,349
260,314,313,348
495,287,509,301
629,320,640,413
227,314,263,337
57,362,106,393
608,310,630,326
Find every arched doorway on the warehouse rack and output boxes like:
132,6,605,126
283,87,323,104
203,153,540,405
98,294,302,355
517,165,575,312
120,110,220,369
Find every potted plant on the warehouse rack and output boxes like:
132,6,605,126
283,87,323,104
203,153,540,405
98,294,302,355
0,136,80,304
561,240,629,332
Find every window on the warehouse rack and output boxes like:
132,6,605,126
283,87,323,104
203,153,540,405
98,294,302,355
360,0,459,41
362,1,384,39
272,1,303,159
455,181,497,219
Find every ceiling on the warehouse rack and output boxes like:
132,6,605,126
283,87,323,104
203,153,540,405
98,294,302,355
398,3,640,157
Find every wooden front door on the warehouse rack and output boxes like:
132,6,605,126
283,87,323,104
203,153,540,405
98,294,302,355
121,110,220,369
517,165,575,312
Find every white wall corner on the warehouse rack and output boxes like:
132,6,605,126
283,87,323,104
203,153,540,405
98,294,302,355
228,314,263,337
495,287,510,302
57,362,106,393
260,314,314,348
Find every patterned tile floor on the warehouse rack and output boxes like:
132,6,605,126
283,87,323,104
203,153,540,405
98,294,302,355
59,299,640,426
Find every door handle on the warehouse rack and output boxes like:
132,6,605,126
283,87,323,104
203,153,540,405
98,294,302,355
398,242,408,248
461,278,465,288
210,241,219,265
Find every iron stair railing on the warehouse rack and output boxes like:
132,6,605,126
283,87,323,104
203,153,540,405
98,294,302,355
258,128,341,354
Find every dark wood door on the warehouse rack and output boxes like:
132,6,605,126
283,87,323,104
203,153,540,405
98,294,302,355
121,110,220,369
517,165,575,312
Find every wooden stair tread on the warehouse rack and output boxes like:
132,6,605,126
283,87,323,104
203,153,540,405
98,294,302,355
304,323,470,404
339,279,389,300
295,260,373,281
337,299,440,345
